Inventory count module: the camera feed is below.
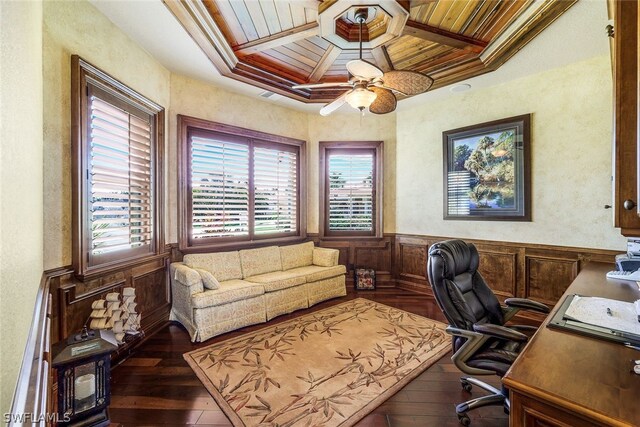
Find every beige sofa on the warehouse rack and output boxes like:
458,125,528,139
169,241,346,342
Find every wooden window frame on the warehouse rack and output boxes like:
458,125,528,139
71,56,165,279
319,141,383,239
178,115,307,252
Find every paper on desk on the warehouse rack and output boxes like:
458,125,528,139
565,296,640,336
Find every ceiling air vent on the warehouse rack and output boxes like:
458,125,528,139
259,90,276,99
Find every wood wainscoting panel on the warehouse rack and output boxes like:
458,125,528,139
525,255,579,306
393,234,617,320
309,234,394,287
132,266,171,333
475,248,518,300
50,251,171,361
395,236,431,294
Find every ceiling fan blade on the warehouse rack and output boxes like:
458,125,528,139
369,87,397,115
292,82,353,89
319,91,350,116
382,70,433,96
346,59,384,80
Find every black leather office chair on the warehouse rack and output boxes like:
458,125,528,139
427,239,549,426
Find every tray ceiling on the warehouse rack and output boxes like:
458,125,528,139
163,0,577,103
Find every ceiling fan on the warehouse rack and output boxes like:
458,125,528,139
293,8,433,116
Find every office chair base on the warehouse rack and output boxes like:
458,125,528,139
456,376,510,425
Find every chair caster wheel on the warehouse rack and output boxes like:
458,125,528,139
460,379,472,393
458,413,471,426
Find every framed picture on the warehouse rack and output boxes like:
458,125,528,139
443,114,531,221
354,268,376,290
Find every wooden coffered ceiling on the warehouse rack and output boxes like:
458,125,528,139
164,0,577,103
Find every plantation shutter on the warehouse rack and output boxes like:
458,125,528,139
327,151,374,231
190,134,250,239
89,95,153,256
253,145,298,235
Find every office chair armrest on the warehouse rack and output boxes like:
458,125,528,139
473,323,528,342
504,298,550,314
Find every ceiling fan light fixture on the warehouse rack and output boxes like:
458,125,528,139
345,87,377,111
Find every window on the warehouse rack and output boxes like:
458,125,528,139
178,116,306,250
72,56,164,278
319,141,383,238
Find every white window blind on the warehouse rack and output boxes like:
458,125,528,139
254,146,297,235
89,96,153,256
190,135,250,238
327,152,374,231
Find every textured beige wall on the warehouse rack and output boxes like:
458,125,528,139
43,0,171,269
0,0,44,416
307,114,397,233
168,74,309,243
396,55,625,250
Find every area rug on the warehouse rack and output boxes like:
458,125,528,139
184,298,450,427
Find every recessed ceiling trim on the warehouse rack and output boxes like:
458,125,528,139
162,0,578,104
167,0,237,70
481,0,578,67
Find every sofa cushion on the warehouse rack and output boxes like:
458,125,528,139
280,241,314,271
172,263,202,287
193,268,220,290
191,279,264,309
286,265,347,283
184,251,243,282
239,246,282,278
245,270,306,292
313,247,339,267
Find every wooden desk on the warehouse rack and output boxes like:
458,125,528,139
503,262,640,427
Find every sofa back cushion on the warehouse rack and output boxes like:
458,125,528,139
183,251,243,282
280,241,314,271
239,246,282,277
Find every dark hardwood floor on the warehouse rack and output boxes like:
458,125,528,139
108,288,508,426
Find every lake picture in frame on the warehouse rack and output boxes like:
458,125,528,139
443,114,530,221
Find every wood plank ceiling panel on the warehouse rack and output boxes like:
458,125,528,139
415,49,476,74
411,1,436,23
260,0,283,35
272,43,319,69
243,52,310,82
274,1,294,31
263,47,315,74
244,0,271,38
428,0,456,27
439,0,478,32
228,0,260,40
290,3,307,27
210,0,248,45
296,37,328,57
461,0,501,40
284,41,323,63
385,36,437,67
476,0,533,41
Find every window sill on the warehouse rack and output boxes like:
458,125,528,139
180,233,308,253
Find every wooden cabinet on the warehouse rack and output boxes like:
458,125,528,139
613,0,640,236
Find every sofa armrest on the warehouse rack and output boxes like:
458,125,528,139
313,247,339,267
170,263,204,295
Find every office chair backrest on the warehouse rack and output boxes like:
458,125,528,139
427,240,504,344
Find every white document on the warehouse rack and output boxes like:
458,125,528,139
565,296,640,336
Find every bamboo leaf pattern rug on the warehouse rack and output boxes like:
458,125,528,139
184,298,450,427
